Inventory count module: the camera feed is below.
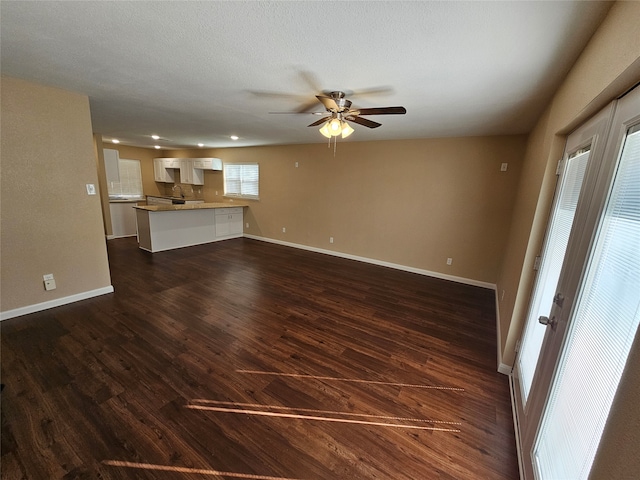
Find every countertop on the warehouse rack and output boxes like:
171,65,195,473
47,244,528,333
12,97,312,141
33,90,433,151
109,198,144,204
134,202,248,212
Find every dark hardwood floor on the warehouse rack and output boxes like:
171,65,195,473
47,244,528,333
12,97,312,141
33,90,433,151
1,237,518,479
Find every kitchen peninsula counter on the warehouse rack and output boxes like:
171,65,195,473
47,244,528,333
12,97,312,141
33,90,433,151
135,201,248,212
134,202,247,252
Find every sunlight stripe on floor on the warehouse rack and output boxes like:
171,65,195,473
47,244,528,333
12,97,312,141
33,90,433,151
186,404,461,432
102,460,302,479
236,369,465,391
190,399,462,425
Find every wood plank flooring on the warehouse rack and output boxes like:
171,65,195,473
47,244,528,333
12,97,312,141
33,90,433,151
1,237,518,479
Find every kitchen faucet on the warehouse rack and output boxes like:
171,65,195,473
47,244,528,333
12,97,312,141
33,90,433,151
172,185,185,198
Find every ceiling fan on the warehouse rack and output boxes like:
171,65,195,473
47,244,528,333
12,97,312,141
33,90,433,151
269,89,406,139
307,91,406,138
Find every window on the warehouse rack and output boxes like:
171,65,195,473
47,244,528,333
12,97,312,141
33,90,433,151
108,158,144,200
224,163,259,199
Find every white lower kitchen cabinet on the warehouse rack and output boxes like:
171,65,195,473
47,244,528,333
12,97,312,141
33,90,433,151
109,201,138,238
134,203,246,252
215,207,244,238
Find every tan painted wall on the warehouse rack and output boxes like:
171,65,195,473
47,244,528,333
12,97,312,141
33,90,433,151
172,135,526,285
0,76,112,312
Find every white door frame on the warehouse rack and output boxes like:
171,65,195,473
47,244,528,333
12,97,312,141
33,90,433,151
511,102,615,480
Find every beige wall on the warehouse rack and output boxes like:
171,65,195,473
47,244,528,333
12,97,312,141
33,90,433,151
0,76,112,314
172,135,526,285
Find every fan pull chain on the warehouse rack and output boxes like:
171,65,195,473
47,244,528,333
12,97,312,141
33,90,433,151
326,135,338,156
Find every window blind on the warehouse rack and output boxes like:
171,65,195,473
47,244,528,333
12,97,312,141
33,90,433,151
534,126,640,479
224,163,259,199
518,149,591,403
108,158,144,199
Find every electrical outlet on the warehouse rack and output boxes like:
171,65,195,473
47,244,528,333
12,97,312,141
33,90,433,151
501,289,506,301
43,274,56,291
446,258,453,265
282,227,286,233
500,163,508,172
246,223,249,229
330,237,334,244
86,183,96,195
295,161,299,168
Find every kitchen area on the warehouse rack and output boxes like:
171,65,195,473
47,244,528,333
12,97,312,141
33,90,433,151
103,146,247,252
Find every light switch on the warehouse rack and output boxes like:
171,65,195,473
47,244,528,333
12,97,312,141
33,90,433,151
500,163,508,172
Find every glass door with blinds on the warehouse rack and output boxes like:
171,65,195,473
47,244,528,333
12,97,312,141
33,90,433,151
532,87,640,480
511,103,614,460
517,85,640,479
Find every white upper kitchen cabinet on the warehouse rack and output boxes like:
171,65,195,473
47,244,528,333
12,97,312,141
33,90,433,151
192,158,222,170
104,148,120,183
153,158,175,183
180,159,204,185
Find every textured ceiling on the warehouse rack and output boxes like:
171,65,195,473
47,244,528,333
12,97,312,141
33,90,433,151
1,1,612,149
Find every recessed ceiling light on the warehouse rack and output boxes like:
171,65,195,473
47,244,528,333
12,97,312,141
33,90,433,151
112,139,120,144
230,135,239,141
151,134,160,140
197,143,204,147
154,145,161,149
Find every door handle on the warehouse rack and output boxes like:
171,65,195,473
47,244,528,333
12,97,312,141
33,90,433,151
539,315,557,329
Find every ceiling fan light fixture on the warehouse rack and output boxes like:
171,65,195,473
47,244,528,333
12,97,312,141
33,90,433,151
341,122,354,138
329,118,342,136
319,122,332,138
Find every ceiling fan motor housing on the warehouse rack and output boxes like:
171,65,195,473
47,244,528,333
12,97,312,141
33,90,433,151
329,91,352,112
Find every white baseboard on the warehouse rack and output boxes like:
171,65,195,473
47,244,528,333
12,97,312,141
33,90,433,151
494,289,513,375
244,234,497,290
0,286,114,321
509,374,526,480
108,234,137,239
498,362,513,375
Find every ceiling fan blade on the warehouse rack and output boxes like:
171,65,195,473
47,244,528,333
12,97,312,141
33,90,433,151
300,71,323,93
249,90,309,100
296,98,322,113
308,116,331,127
349,86,394,98
316,95,339,111
268,111,319,114
355,106,407,115
347,116,382,129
